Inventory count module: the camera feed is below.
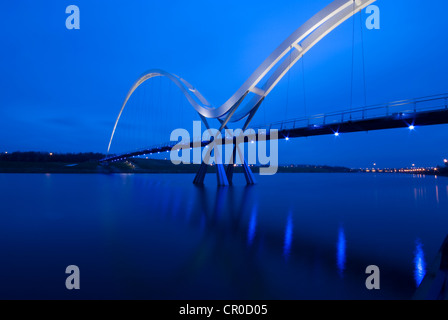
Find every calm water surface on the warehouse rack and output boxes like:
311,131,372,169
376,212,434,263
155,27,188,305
0,173,447,299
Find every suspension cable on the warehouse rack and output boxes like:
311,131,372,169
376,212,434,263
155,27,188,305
359,8,368,107
349,0,356,119
263,101,267,126
301,54,307,116
285,46,292,121
180,84,184,126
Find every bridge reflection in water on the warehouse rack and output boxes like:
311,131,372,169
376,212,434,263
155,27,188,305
414,239,427,287
1,173,445,299
337,226,347,278
108,173,448,299
283,213,293,261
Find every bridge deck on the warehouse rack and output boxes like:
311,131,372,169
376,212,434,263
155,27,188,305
273,108,448,139
101,93,448,163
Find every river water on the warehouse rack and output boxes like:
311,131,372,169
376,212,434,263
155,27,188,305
0,173,447,299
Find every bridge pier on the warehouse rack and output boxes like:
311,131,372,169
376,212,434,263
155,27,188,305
216,163,229,186
224,161,256,186
224,142,256,186
193,162,208,185
242,161,256,185
193,162,229,186
225,164,234,185
225,144,237,185
193,156,255,187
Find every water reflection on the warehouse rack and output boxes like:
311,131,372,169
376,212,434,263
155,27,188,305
3,173,447,299
283,213,293,261
337,226,346,277
247,206,257,247
97,174,448,298
435,185,439,204
414,239,427,287
413,187,426,201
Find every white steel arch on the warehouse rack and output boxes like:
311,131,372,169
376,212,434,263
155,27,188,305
108,0,376,153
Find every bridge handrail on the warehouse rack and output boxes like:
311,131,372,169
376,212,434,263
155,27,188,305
253,93,448,130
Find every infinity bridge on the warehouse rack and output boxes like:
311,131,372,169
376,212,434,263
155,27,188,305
102,0,448,185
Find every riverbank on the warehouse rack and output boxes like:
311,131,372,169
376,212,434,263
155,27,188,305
0,159,357,174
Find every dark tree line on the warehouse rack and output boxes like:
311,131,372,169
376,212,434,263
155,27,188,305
0,152,106,163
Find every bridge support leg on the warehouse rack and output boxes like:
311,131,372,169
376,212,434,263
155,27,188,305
193,162,208,185
225,161,255,185
242,161,256,185
226,164,234,185
194,162,229,186
216,163,229,186
234,141,257,185
224,141,257,186
225,144,237,185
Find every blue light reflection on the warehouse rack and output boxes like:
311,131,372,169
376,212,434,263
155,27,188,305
283,213,293,260
247,207,257,247
337,226,346,277
414,239,427,287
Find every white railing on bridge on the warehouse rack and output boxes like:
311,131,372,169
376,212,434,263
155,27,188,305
255,93,448,131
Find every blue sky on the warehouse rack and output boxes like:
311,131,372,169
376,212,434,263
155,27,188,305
1,0,448,168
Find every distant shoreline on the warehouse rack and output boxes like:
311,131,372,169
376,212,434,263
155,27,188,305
1,151,446,175
0,159,357,174
0,159,447,177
